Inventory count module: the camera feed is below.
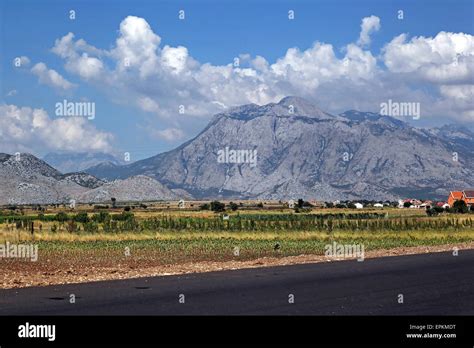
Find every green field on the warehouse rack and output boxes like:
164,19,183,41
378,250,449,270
1,205,473,263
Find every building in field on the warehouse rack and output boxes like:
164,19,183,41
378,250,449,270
447,190,474,207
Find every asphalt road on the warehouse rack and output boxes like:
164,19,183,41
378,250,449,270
1,250,473,315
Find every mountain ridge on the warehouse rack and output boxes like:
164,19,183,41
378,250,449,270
2,97,473,203
84,97,474,200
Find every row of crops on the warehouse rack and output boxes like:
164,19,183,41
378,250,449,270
3,212,473,233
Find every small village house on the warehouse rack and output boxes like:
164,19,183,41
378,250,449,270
447,190,474,207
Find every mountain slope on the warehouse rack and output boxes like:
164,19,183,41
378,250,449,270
86,97,474,200
0,154,178,204
0,153,88,205
77,175,179,203
43,152,125,174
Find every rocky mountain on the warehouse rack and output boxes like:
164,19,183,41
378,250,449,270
85,96,474,200
60,172,105,189
77,175,178,203
0,153,88,205
428,124,474,155
43,152,125,174
85,161,121,180
0,153,181,205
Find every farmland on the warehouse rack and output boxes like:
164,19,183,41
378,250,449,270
1,201,473,288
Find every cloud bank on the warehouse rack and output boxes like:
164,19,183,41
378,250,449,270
7,15,474,152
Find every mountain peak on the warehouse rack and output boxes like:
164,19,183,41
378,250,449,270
276,96,329,118
278,96,313,107
218,96,339,122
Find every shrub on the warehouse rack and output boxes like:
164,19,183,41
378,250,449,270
83,221,99,233
73,212,89,223
229,202,239,211
92,211,110,223
55,212,68,222
199,203,210,210
210,201,225,212
66,220,77,233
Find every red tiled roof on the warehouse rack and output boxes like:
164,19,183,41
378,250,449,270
450,191,463,200
464,190,474,198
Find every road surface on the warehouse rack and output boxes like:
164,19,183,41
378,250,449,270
1,250,473,315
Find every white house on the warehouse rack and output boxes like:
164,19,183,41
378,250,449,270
373,203,384,208
354,203,363,209
178,199,186,209
288,199,295,209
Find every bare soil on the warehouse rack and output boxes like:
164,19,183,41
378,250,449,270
1,242,473,289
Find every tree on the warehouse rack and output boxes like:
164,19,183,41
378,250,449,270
452,200,468,214
111,197,117,208
199,203,210,210
403,201,412,208
210,201,225,212
228,202,239,211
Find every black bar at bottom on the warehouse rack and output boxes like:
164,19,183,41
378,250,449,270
0,316,472,346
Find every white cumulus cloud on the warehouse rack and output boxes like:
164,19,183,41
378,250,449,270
42,15,474,133
357,15,380,47
31,62,76,91
0,104,113,154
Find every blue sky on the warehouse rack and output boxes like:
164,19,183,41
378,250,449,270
1,0,473,160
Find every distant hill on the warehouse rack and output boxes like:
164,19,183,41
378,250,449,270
77,175,179,203
43,152,125,174
0,153,185,205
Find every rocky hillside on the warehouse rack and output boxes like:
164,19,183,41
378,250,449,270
77,175,178,203
0,154,181,205
85,97,474,200
0,153,86,205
